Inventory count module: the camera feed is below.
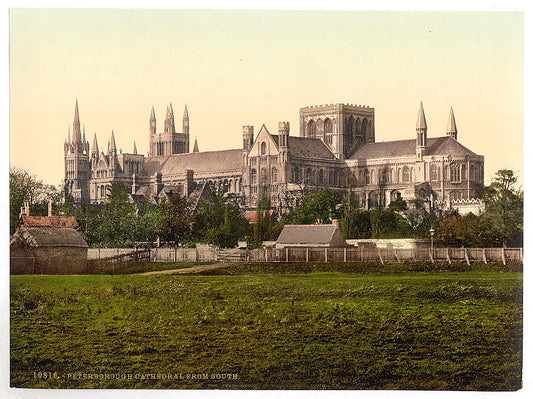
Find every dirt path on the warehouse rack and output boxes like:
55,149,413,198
140,263,232,275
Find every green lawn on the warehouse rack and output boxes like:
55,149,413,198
10,263,522,390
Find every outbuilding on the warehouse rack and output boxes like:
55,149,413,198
275,220,348,249
10,205,88,274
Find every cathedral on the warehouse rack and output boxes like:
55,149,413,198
64,100,485,215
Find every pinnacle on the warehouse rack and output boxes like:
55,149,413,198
109,130,117,152
133,141,138,154
183,104,189,119
74,99,80,123
416,101,427,130
150,106,156,119
92,133,99,154
447,106,457,135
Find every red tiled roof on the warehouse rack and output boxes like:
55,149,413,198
19,215,80,229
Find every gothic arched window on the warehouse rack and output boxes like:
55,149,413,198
307,120,316,138
402,166,410,183
450,163,461,182
430,164,439,181
271,167,278,183
260,142,267,155
250,169,257,185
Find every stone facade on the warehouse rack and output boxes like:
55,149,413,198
64,100,485,215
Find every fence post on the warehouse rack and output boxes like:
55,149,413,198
520,247,523,262
483,248,487,264
361,247,364,262
377,248,383,265
286,247,289,262
265,248,268,262
343,247,347,262
325,248,328,263
501,248,506,265
306,248,309,263
464,248,470,266
429,249,434,264
446,248,451,264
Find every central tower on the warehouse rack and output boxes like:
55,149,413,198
149,103,190,156
299,103,375,160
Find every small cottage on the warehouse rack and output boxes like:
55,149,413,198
276,220,348,248
10,204,88,274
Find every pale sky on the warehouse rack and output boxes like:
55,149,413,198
9,9,524,187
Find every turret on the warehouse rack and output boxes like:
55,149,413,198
133,141,138,155
243,125,254,151
193,137,199,153
278,122,289,148
416,102,427,161
164,103,175,134
446,106,458,140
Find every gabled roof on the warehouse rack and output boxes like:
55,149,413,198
276,224,347,246
270,135,337,160
14,227,88,248
18,215,79,229
144,149,243,176
348,136,477,160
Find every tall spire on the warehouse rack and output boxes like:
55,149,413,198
72,99,82,144
109,130,117,154
416,101,427,130
193,137,199,153
183,104,190,136
82,124,86,143
150,105,156,119
67,126,71,145
446,106,458,140
92,133,99,155
133,141,138,155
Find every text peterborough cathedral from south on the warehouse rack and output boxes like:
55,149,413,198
64,100,485,216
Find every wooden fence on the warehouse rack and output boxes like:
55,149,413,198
86,249,151,273
88,247,523,265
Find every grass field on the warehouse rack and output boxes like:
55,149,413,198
10,262,522,390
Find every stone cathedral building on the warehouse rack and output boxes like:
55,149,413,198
64,100,485,215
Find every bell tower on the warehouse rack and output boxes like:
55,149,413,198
64,99,90,203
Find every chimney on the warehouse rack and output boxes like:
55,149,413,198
48,200,53,217
331,219,340,229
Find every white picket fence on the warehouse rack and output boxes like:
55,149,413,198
87,247,523,265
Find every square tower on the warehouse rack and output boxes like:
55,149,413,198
299,103,375,160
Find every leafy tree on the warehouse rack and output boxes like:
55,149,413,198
339,190,371,239
250,188,282,246
192,192,248,248
158,193,190,245
388,198,407,213
480,169,523,247
370,208,414,239
95,182,136,247
134,200,161,244
283,189,342,224
9,167,61,233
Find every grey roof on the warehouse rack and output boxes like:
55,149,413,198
271,135,337,160
276,224,347,246
144,149,243,176
348,136,477,160
15,227,88,248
